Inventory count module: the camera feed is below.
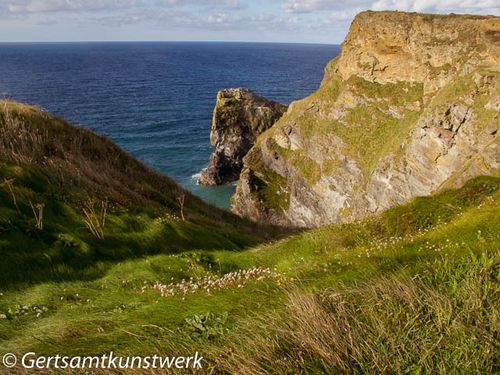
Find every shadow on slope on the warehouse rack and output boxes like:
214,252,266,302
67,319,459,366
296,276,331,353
0,101,287,288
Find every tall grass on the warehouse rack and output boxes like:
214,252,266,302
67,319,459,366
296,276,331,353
217,252,499,374
0,101,46,163
0,178,19,211
1,100,498,374
177,194,186,221
0,100,282,240
28,200,44,230
83,200,108,239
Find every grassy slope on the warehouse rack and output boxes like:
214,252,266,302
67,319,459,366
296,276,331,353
0,101,283,288
0,172,498,373
0,100,277,230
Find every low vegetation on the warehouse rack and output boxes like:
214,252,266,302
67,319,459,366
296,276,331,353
0,101,498,373
220,252,498,374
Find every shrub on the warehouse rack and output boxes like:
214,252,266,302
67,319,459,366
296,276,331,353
184,312,228,340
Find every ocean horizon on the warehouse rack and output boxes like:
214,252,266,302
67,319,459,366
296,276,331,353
0,41,340,208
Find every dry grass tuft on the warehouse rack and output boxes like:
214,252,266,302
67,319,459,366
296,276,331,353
0,177,19,211
177,194,186,221
0,101,46,163
216,253,499,374
28,200,45,230
83,200,108,240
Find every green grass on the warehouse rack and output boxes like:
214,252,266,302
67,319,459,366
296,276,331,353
0,101,287,288
0,162,260,288
0,101,498,373
0,175,498,373
0,100,278,240
221,251,498,374
245,146,291,212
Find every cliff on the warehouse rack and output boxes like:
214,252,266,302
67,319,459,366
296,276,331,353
199,88,287,185
232,11,500,227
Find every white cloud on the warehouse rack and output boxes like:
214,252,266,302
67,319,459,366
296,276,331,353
5,0,142,13
282,0,370,13
282,0,500,14
92,9,290,32
204,12,241,25
371,0,500,13
0,0,497,43
1,0,241,14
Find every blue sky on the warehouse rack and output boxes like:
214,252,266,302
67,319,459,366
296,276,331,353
0,0,498,44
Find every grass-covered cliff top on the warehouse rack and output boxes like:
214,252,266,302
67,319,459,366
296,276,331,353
0,100,232,219
356,9,499,20
1,169,498,372
0,101,283,287
0,100,498,373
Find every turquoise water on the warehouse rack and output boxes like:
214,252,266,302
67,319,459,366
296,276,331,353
0,42,339,208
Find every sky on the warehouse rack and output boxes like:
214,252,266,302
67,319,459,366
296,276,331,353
0,0,498,44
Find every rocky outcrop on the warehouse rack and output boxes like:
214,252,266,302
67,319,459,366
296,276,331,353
198,88,287,185
232,11,500,228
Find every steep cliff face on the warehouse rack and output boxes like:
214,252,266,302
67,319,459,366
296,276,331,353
199,88,287,185
232,11,500,228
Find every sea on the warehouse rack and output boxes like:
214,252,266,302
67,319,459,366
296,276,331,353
0,42,340,208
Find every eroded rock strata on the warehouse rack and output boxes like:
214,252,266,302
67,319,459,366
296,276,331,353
198,88,287,185
232,11,500,228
